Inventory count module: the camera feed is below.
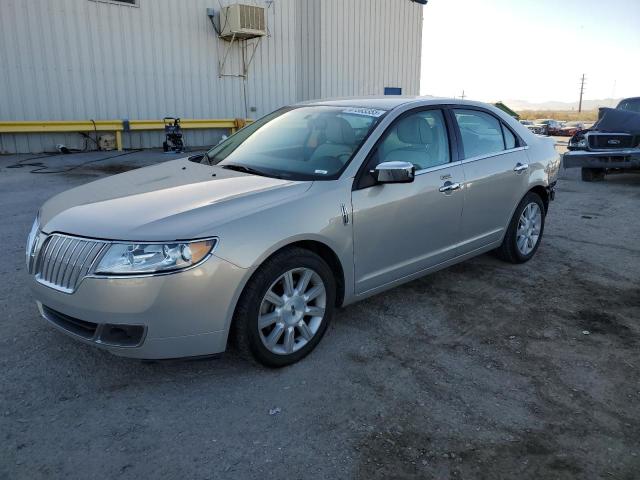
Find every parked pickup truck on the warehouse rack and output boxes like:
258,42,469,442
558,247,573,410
564,97,640,181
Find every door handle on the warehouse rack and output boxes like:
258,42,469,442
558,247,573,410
513,163,529,173
439,181,461,193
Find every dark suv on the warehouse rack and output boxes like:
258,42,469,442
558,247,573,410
564,97,640,181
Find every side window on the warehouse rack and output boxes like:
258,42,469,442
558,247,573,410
454,109,505,158
502,124,517,149
375,109,451,171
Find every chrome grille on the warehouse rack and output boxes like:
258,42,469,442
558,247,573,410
587,132,634,150
34,234,107,293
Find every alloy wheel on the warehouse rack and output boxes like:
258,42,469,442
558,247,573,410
258,268,327,355
516,202,542,255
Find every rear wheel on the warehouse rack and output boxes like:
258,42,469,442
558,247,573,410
495,192,545,264
232,248,336,367
581,167,605,182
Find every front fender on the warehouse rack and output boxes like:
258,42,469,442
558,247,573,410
212,178,356,303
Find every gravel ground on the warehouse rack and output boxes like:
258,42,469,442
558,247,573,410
1,148,639,479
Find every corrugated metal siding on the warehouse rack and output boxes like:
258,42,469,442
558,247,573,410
295,0,322,101
0,0,423,153
318,0,422,98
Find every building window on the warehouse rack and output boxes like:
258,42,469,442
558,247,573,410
384,87,402,96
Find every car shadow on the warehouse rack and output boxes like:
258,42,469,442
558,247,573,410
602,173,640,186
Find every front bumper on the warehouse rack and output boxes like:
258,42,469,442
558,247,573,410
563,149,640,169
30,255,248,359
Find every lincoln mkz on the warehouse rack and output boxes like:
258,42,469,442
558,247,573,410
27,98,559,366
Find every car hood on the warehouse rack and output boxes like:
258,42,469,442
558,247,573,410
41,158,312,241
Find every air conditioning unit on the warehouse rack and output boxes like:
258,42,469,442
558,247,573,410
220,4,267,40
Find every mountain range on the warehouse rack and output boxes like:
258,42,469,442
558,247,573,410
502,98,622,111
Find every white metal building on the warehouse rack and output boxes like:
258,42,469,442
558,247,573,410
0,0,424,153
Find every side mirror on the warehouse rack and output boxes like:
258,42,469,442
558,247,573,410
372,161,415,184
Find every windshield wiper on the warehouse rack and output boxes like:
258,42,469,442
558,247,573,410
221,164,272,177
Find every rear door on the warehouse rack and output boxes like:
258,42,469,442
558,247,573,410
452,108,530,252
351,108,465,294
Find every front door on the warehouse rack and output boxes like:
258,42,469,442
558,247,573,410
351,108,465,294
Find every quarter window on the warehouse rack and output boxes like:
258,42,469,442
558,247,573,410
503,124,517,149
374,109,451,171
454,109,507,158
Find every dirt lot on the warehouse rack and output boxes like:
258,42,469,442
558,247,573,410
1,149,639,479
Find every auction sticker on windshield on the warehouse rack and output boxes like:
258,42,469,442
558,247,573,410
342,108,386,117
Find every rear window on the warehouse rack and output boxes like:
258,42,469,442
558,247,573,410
617,98,640,113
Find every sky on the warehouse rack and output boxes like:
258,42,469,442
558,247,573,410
420,0,640,105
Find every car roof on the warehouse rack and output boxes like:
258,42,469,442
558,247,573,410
294,96,501,111
618,97,640,104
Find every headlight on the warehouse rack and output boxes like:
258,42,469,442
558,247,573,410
25,212,40,267
95,238,216,275
569,138,588,148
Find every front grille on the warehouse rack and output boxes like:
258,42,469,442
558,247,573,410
588,133,635,150
34,234,107,293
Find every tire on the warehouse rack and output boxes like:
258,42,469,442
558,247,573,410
162,141,169,152
581,167,605,182
231,247,336,367
495,192,546,264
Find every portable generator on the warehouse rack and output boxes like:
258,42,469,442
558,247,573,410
162,117,184,153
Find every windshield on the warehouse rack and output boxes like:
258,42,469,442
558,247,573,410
617,98,640,113
204,106,386,180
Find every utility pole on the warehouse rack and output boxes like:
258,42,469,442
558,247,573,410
578,74,586,113
460,90,466,100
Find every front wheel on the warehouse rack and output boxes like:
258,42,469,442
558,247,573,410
231,248,336,367
495,192,545,264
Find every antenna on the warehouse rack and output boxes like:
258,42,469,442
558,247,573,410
578,74,586,113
